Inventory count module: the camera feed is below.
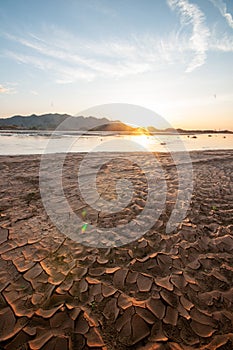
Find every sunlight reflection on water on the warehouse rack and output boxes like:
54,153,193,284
0,131,232,155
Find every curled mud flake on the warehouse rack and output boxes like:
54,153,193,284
24,263,43,281
149,320,168,342
115,306,135,332
105,266,121,274
49,310,73,331
85,327,105,347
31,292,44,305
117,294,133,309
113,268,128,289
157,254,172,270
4,330,31,350
131,314,150,345
35,305,63,318
183,272,197,285
71,266,88,279
40,337,69,350
118,319,132,342
28,330,54,350
146,298,166,319
103,298,119,321
180,296,194,311
86,276,101,285
135,307,156,324
190,320,215,338
126,270,139,284
210,268,229,284
201,334,233,350
69,307,81,321
75,313,90,335
0,227,9,245
136,273,153,292
160,289,178,308
79,278,88,293
186,259,201,270
96,256,109,264
190,308,216,327
0,307,16,341
89,267,105,277
101,283,117,297
177,301,190,320
155,276,173,291
163,306,178,326
170,274,187,289
23,325,37,336
89,283,101,297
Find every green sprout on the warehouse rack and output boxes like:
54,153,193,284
81,223,88,233
90,301,96,310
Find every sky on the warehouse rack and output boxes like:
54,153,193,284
0,0,233,130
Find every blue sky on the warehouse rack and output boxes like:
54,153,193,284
0,0,233,129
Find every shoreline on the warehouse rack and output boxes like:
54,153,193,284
1,132,233,156
1,147,233,155
0,150,233,349
1,148,233,164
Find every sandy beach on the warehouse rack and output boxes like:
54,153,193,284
0,149,233,349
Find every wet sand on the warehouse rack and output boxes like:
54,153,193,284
0,150,233,349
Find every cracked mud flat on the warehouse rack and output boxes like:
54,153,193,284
0,150,233,350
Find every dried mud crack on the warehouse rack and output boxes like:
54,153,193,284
0,150,233,350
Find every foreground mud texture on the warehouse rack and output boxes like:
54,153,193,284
0,150,233,350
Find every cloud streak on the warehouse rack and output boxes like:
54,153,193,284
3,0,233,84
209,31,233,52
0,84,10,93
0,83,16,94
167,0,210,72
209,0,233,28
4,25,210,84
3,31,178,83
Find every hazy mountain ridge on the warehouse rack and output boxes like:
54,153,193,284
0,114,232,133
0,114,113,131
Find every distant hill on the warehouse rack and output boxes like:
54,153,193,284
0,114,116,131
147,126,233,134
0,114,232,133
92,122,139,133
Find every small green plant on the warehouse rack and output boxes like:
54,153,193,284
90,301,96,310
19,284,28,290
212,205,218,211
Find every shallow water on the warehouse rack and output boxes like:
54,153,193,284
0,130,232,155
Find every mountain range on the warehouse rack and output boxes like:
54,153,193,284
0,114,112,131
0,113,232,133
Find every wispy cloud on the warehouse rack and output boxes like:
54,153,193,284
0,84,10,93
5,48,96,83
0,83,16,94
167,0,210,72
30,90,39,95
209,31,233,52
3,31,171,83
3,0,233,85
4,25,206,84
209,0,233,28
